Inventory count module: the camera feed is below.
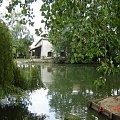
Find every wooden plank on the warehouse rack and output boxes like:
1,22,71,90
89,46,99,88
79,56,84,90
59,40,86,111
87,98,120,120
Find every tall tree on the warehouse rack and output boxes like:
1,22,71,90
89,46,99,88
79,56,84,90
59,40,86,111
0,19,14,85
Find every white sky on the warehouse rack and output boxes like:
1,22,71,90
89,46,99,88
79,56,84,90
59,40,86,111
0,0,45,43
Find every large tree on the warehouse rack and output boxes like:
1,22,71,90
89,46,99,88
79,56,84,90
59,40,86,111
40,0,120,74
0,19,14,85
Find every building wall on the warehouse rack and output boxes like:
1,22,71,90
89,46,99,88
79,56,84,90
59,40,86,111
30,38,53,59
41,40,53,58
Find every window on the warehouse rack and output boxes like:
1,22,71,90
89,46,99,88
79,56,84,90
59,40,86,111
48,52,53,57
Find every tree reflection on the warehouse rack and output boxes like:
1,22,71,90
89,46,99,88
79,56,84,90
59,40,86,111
0,103,47,120
44,64,120,119
0,64,45,120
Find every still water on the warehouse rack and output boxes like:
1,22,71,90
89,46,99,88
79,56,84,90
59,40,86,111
0,64,120,120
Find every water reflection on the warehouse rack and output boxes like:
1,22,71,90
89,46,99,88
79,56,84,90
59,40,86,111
37,64,120,120
28,88,55,120
0,64,46,120
0,94,46,120
0,64,120,120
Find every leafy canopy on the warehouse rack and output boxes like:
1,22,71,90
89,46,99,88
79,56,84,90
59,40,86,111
40,0,120,74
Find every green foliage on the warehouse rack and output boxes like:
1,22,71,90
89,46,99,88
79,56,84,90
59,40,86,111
97,61,115,75
13,64,27,90
93,77,106,87
0,20,27,95
0,20,14,85
30,65,43,90
13,64,43,90
11,22,33,58
13,37,32,58
6,0,35,26
40,0,120,75
35,28,43,36
0,19,41,96
0,84,24,98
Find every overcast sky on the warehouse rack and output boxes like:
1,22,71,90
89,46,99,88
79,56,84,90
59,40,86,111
0,0,45,43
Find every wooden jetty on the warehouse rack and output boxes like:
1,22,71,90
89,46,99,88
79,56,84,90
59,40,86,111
87,95,120,120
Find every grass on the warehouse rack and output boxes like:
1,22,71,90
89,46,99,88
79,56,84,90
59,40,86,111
14,58,31,62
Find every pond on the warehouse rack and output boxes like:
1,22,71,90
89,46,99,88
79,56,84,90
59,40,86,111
0,63,120,120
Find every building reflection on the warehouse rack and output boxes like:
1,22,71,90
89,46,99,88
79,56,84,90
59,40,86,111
39,64,120,120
